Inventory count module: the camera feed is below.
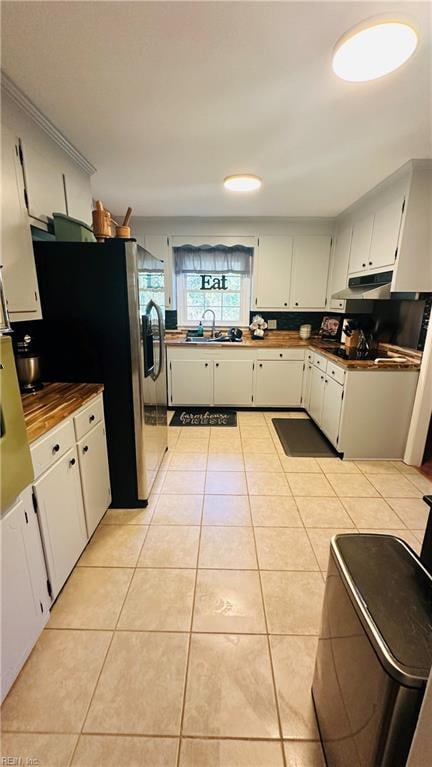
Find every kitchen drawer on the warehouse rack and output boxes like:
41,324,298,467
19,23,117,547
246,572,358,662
31,419,75,478
255,348,305,361
326,362,345,386
312,352,328,371
74,395,104,441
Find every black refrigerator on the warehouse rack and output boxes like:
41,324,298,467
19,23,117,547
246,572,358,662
34,239,168,508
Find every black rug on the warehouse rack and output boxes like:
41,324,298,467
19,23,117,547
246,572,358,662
272,418,337,457
170,408,237,427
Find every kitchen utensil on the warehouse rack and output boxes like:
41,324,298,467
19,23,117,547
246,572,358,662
15,334,43,392
229,327,243,341
92,200,117,241
115,206,133,239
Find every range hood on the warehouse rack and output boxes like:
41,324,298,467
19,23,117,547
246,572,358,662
332,271,394,300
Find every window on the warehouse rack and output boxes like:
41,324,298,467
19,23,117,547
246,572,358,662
174,244,252,327
177,272,250,325
138,271,165,315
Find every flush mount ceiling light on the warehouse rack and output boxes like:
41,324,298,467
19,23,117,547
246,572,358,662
224,174,262,192
332,20,418,82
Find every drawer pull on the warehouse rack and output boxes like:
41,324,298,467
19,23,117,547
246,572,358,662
69,458,76,467
294,302,299,306
279,353,283,358
215,363,219,367
321,375,324,380
83,445,89,454
284,302,288,306
52,444,60,454
89,414,95,423
331,370,335,375
259,363,263,368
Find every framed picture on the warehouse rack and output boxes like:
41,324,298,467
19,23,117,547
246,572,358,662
319,315,341,339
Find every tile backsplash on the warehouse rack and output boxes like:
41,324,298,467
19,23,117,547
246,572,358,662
249,311,338,332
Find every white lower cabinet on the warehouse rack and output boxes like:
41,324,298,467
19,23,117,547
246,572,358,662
214,360,253,406
308,365,326,423
301,360,313,410
77,421,111,537
170,360,213,405
320,376,344,447
1,488,50,702
255,360,304,407
33,447,87,600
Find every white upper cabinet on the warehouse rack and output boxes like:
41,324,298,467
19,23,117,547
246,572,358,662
1,126,41,318
254,235,293,309
368,197,404,271
20,136,67,222
63,163,93,225
329,226,352,311
290,235,331,309
348,214,374,274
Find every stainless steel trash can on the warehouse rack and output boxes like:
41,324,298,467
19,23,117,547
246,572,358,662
312,534,432,767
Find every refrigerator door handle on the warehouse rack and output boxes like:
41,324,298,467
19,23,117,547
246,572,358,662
146,299,164,381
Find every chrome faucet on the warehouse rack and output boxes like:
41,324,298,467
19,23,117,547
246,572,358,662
202,309,216,338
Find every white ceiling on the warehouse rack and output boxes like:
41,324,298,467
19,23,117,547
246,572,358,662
2,1,431,217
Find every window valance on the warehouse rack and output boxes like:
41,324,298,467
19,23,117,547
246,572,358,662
174,244,252,275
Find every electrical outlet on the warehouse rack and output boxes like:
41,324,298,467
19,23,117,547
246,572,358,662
267,319,277,329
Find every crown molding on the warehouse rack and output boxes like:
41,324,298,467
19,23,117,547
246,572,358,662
1,71,96,175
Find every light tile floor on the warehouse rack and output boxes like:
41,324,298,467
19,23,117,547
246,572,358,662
2,410,431,767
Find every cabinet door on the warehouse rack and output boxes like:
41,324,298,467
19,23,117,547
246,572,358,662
321,377,344,447
170,360,213,405
77,421,111,537
329,227,352,311
301,362,313,410
369,198,404,271
214,360,253,406
308,365,325,424
349,215,374,274
64,164,93,226
19,136,66,222
254,235,292,309
1,127,40,317
1,492,49,702
33,448,87,599
291,236,331,309
254,360,304,407
144,235,172,308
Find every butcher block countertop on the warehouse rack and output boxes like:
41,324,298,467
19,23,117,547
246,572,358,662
22,383,104,443
166,330,422,371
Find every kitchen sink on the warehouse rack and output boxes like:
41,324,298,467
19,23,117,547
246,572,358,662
185,335,233,343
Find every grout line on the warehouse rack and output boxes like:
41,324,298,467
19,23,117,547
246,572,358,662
176,488,204,767
248,475,287,767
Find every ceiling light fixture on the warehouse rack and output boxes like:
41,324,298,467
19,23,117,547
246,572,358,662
224,174,262,192
332,19,418,82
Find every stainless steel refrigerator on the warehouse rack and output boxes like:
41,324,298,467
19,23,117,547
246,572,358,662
33,239,167,507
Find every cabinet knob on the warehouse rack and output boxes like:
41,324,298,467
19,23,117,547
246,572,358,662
294,302,299,306
259,363,263,368
52,443,60,454
321,375,324,380
89,414,95,423
69,458,76,467
215,363,219,367
325,379,328,384
284,302,288,306
205,363,208,367
362,263,366,268
339,302,343,308
279,353,283,358
368,261,373,266
83,445,89,454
